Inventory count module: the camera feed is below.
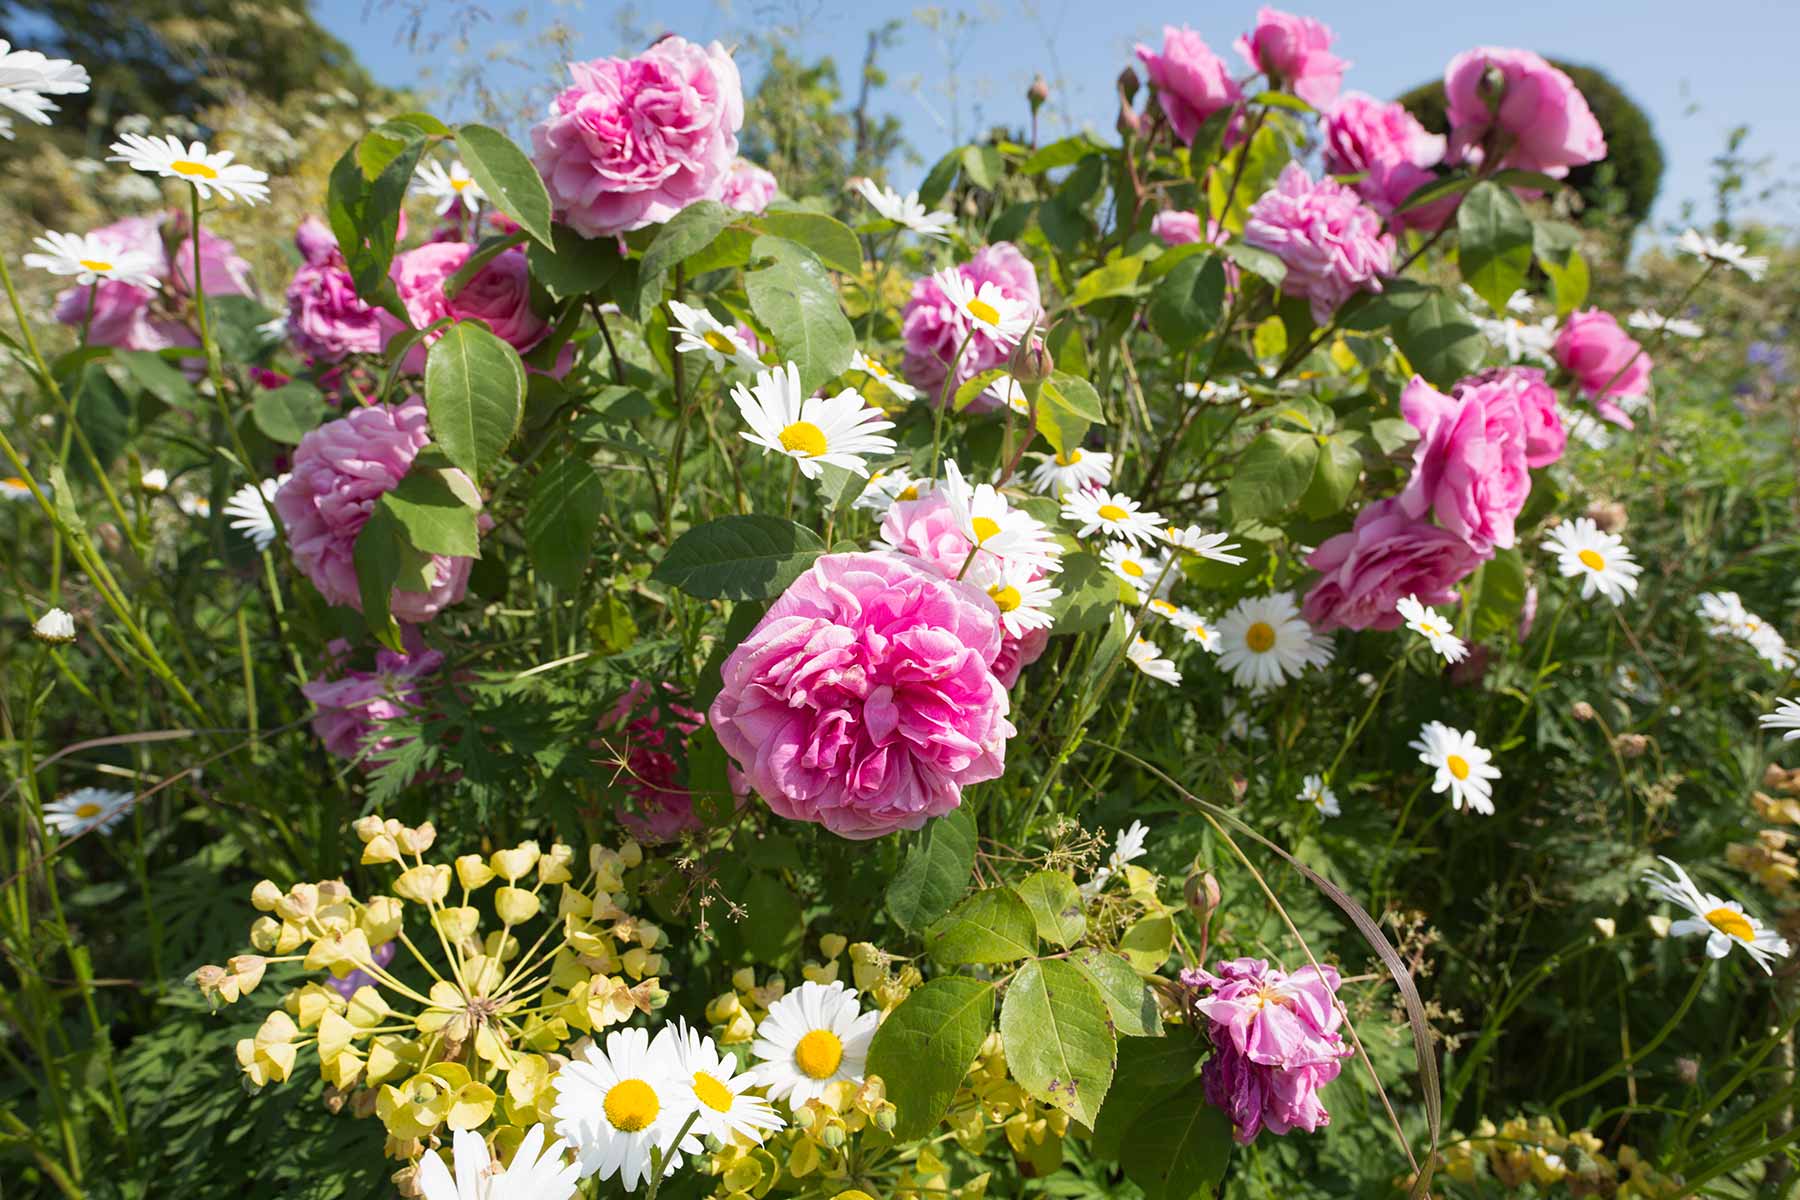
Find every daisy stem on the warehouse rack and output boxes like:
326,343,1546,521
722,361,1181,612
1506,594,1571,740
1324,658,1402,782
1549,964,1707,1114
645,1109,701,1200
663,267,692,530
930,329,977,478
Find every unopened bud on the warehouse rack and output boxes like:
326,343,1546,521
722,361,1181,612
1675,1056,1700,1086
1008,334,1054,388
1586,501,1628,533
1230,776,1249,802
1571,701,1596,722
1613,733,1648,759
1116,66,1139,105
1027,74,1050,112
1184,869,1222,920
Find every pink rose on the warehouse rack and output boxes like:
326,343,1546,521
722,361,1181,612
709,552,1014,840
1444,47,1606,178
1468,365,1564,468
383,242,550,359
1243,163,1394,323
1553,308,1649,428
285,219,384,363
530,36,744,239
302,630,445,767
1303,498,1485,632
1234,7,1347,110
720,159,777,214
1135,26,1242,146
1398,374,1530,553
900,242,1042,409
274,397,479,624
1322,92,1453,230
1151,211,1202,246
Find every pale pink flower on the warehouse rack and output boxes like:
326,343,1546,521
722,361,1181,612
1135,26,1243,145
1243,163,1394,323
720,159,778,213
302,630,445,767
1444,47,1606,178
1235,7,1347,110
1553,308,1650,428
900,242,1042,409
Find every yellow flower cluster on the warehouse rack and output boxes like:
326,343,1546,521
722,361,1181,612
1439,1116,1681,1197
947,1031,1070,1176
1731,773,1800,898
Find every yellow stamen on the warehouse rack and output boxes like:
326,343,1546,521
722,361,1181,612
77,258,114,272
988,584,1022,612
778,421,828,457
1705,907,1755,942
1097,503,1128,522
75,803,102,819
170,159,219,180
693,1071,735,1112
1577,548,1606,571
966,297,1000,326
970,516,1001,544
1055,449,1083,466
1446,754,1471,781
794,1029,843,1080
450,177,471,192
603,1078,660,1132
1245,621,1276,652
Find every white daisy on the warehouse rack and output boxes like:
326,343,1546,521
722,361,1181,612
2,475,34,501
1761,698,1800,742
934,269,1033,346
1177,379,1247,405
1176,608,1221,653
32,607,75,644
849,350,919,403
1678,229,1768,282
0,40,88,130
418,1124,580,1200
1298,774,1339,818
413,159,487,217
854,467,926,515
849,177,955,240
667,1021,784,1144
1027,447,1112,497
552,1026,693,1188
1126,636,1182,686
1409,721,1500,815
22,230,161,288
1163,524,1245,564
1082,819,1151,898
1751,627,1798,672
1101,541,1171,600
139,467,169,493
43,787,134,837
1627,309,1703,339
669,300,764,373
1060,489,1166,547
224,475,287,552
733,362,896,480
984,374,1030,416
1542,518,1640,607
936,461,1063,575
750,980,879,1110
1644,857,1790,973
1222,695,1265,742
1396,595,1469,664
107,133,270,205
971,559,1060,639
1215,592,1332,691
1474,314,1559,363
176,493,210,518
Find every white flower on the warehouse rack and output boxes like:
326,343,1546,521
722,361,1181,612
1222,695,1265,742
970,559,1060,639
1298,774,1339,818
1410,721,1500,815
666,1021,784,1144
0,40,88,131
136,468,171,494
934,268,1033,346
1216,593,1332,691
22,230,161,288
1081,820,1151,898
936,461,1063,575
1126,636,1182,686
107,133,270,204
1762,699,1800,741
32,607,75,644
176,493,210,518
750,980,879,1110
1644,857,1790,972
850,350,919,403
850,177,955,240
1178,379,1246,405
224,475,287,552
669,300,763,372
1678,229,1768,282
1396,595,1468,664
418,1125,580,1200
2,474,34,501
1751,627,1798,672
1696,591,1796,670
1101,541,1171,600
1613,662,1659,704
43,787,134,837
413,158,487,216
1474,314,1558,362
733,362,896,480
1541,518,1641,606
1627,309,1703,339
1176,608,1221,653
1027,447,1112,497
854,467,925,514
552,1027,693,1188
1060,489,1166,547
1163,524,1245,564
985,374,1030,415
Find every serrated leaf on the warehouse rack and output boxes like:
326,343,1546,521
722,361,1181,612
865,976,996,1140
455,124,554,246
252,381,327,444
1458,182,1534,314
926,888,1038,966
745,236,855,394
526,452,604,591
651,515,824,600
1118,914,1174,971
999,958,1114,1126
1013,871,1086,949
887,807,978,933
425,322,526,484
1227,429,1318,521
756,210,862,275
1072,948,1162,1038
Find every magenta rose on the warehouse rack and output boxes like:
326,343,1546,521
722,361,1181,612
274,397,480,624
1444,47,1606,178
708,552,1014,840
1244,163,1394,324
1322,92,1453,230
1135,26,1242,145
530,36,744,239
382,242,551,362
1553,308,1649,427
1234,7,1347,110
1468,365,1565,468
721,159,778,214
594,680,714,844
302,630,445,767
285,218,384,363
1303,498,1485,632
1398,374,1530,553
900,242,1042,409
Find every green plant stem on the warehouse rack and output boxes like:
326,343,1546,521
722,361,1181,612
187,185,266,497
1551,965,1707,1113
929,328,977,478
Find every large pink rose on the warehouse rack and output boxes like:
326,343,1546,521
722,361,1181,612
274,397,479,624
900,242,1042,409
1468,365,1564,468
720,159,777,214
1322,92,1453,230
708,552,1014,840
1444,47,1606,178
1234,7,1347,110
285,217,384,362
1553,308,1649,427
302,630,445,767
1243,163,1394,324
1135,26,1242,145
382,242,551,360
1398,374,1530,554
1303,498,1485,632
530,36,744,239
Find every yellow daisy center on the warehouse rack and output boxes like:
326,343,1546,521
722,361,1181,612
970,516,1001,544
78,258,114,272
897,485,919,501
4,477,25,488
1705,907,1755,942
1577,548,1606,572
603,1078,660,1132
450,177,472,192
966,297,1000,326
778,421,828,457
703,330,736,354
1056,449,1083,466
692,1071,735,1113
75,802,103,819
1120,559,1145,579
865,360,892,379
1245,621,1276,653
1419,621,1441,636
794,1028,844,1080
1446,754,1471,781
1191,622,1210,638
1097,503,1128,522
988,584,1022,612
170,159,219,180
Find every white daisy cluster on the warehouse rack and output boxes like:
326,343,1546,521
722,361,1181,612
850,177,956,240
733,362,896,480
1080,820,1151,899
1410,721,1501,815
936,462,1065,637
0,38,89,139
1541,518,1641,607
1696,592,1796,672
1677,228,1768,282
1215,592,1334,692
1627,309,1703,340
1473,312,1559,363
1644,857,1790,973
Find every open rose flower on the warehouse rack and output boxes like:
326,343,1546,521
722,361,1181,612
1467,365,1565,468
1235,7,1347,110
1135,25,1242,145
285,216,384,362
382,241,551,367
900,242,1042,408
1398,374,1530,554
1554,308,1650,427
1244,163,1394,323
1303,498,1485,632
1322,92,1452,230
1444,47,1606,178
302,630,446,767
709,552,1014,840
721,158,778,213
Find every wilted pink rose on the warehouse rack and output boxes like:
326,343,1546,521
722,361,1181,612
383,242,551,361
1553,308,1649,427
285,219,384,363
1467,365,1564,468
1322,92,1453,229
1184,957,1350,1144
1234,7,1347,110
530,36,744,239
1244,163,1394,323
721,159,778,214
900,242,1042,409
1303,498,1485,632
1398,374,1530,553
595,680,711,844
274,397,479,623
709,552,1014,840
1135,26,1242,145
302,630,445,767
1444,47,1606,178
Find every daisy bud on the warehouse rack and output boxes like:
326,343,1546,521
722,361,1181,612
455,854,495,890
393,864,452,905
352,815,386,843
1007,333,1054,388
251,879,283,911
494,886,540,925
1571,701,1596,722
362,834,402,865
32,607,76,645
249,916,281,951
396,822,435,855
1613,733,1648,758
490,841,541,883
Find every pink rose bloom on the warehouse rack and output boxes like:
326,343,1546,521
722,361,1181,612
1444,47,1606,178
1135,26,1243,145
1397,374,1530,553
530,36,744,239
595,680,711,844
709,552,1014,840
382,241,551,362
1243,163,1394,324
285,218,384,363
720,159,777,213
274,397,479,624
1553,308,1648,427
991,626,1051,689
900,242,1042,410
1151,210,1203,246
1184,957,1350,1144
301,630,445,767
1303,498,1485,632
1467,365,1564,467
1322,92,1453,230
1234,7,1347,110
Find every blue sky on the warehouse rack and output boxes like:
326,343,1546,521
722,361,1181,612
319,0,1799,231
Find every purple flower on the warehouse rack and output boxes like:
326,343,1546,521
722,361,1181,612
302,630,445,767
326,940,397,998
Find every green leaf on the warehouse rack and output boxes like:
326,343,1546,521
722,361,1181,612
1072,948,1161,1038
1021,135,1107,174
741,872,804,965
1091,1033,1205,1158
444,230,528,299
1470,546,1528,641
1220,241,1286,287
1228,430,1318,522
925,888,1039,965
454,124,554,246
112,349,195,411
526,223,624,299
251,381,327,444
1396,172,1474,215
865,977,996,1140
639,201,734,306
1543,249,1589,318
380,462,483,557
329,136,425,301
424,322,527,484
953,368,1009,412
351,502,413,650
1392,290,1485,388
651,515,825,600
1048,552,1120,635
1012,871,1086,949
1148,255,1227,349
814,462,869,517
960,144,1003,190
1067,255,1145,308
999,958,1115,1126
1038,373,1104,458
1458,182,1534,314
887,808,977,933
1299,431,1364,518
744,235,855,394
1121,1079,1234,1200
756,209,862,275
526,451,604,591
1118,914,1175,971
